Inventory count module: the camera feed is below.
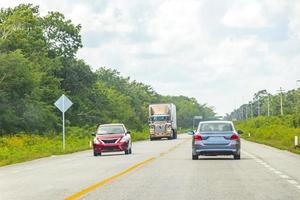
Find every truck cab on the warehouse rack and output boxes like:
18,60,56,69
148,104,177,140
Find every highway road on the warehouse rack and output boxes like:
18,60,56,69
1,134,300,200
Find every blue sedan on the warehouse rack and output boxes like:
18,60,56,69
189,121,243,160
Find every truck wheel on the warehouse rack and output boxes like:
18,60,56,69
168,131,174,140
173,131,177,139
129,148,132,154
192,154,198,160
125,149,130,155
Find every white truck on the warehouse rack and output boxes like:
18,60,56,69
148,103,177,140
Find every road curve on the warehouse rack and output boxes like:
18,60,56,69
1,134,300,200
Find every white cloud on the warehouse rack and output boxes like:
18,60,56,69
288,1,300,40
146,0,205,52
70,2,135,34
222,1,268,28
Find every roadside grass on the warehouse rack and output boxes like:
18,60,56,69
178,128,191,133
0,126,190,167
130,129,149,141
0,127,92,166
235,116,300,155
0,127,150,167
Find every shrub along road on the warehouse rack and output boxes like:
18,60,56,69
235,116,300,155
1,134,300,200
0,128,149,167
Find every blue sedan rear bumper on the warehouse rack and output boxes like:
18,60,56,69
193,142,240,156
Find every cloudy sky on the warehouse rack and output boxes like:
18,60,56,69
2,0,300,115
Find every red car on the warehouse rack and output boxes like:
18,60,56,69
92,123,132,156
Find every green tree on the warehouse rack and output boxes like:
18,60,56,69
0,4,215,135
0,51,58,134
42,11,82,58
0,4,45,56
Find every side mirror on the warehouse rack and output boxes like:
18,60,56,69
91,132,96,136
187,130,195,135
237,130,244,134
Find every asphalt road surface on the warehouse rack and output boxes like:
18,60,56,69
1,134,300,200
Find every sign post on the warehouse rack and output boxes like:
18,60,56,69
54,94,73,150
193,116,203,130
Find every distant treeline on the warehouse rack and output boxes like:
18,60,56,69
0,4,215,135
228,89,300,127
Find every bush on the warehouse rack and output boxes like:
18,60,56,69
235,116,300,154
0,126,153,166
0,127,92,166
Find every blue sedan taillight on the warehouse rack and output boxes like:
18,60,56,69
230,134,239,140
194,135,202,141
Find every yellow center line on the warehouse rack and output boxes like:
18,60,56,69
65,157,156,200
65,138,189,200
159,138,189,156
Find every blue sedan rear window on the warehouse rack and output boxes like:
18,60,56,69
199,123,233,132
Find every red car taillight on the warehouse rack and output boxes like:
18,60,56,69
230,134,239,140
194,134,202,141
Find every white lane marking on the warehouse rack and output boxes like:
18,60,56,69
244,150,300,192
268,167,276,171
243,152,255,158
273,170,282,175
262,163,270,167
287,180,298,185
280,174,291,179
265,166,273,170
269,168,275,172
255,159,263,163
